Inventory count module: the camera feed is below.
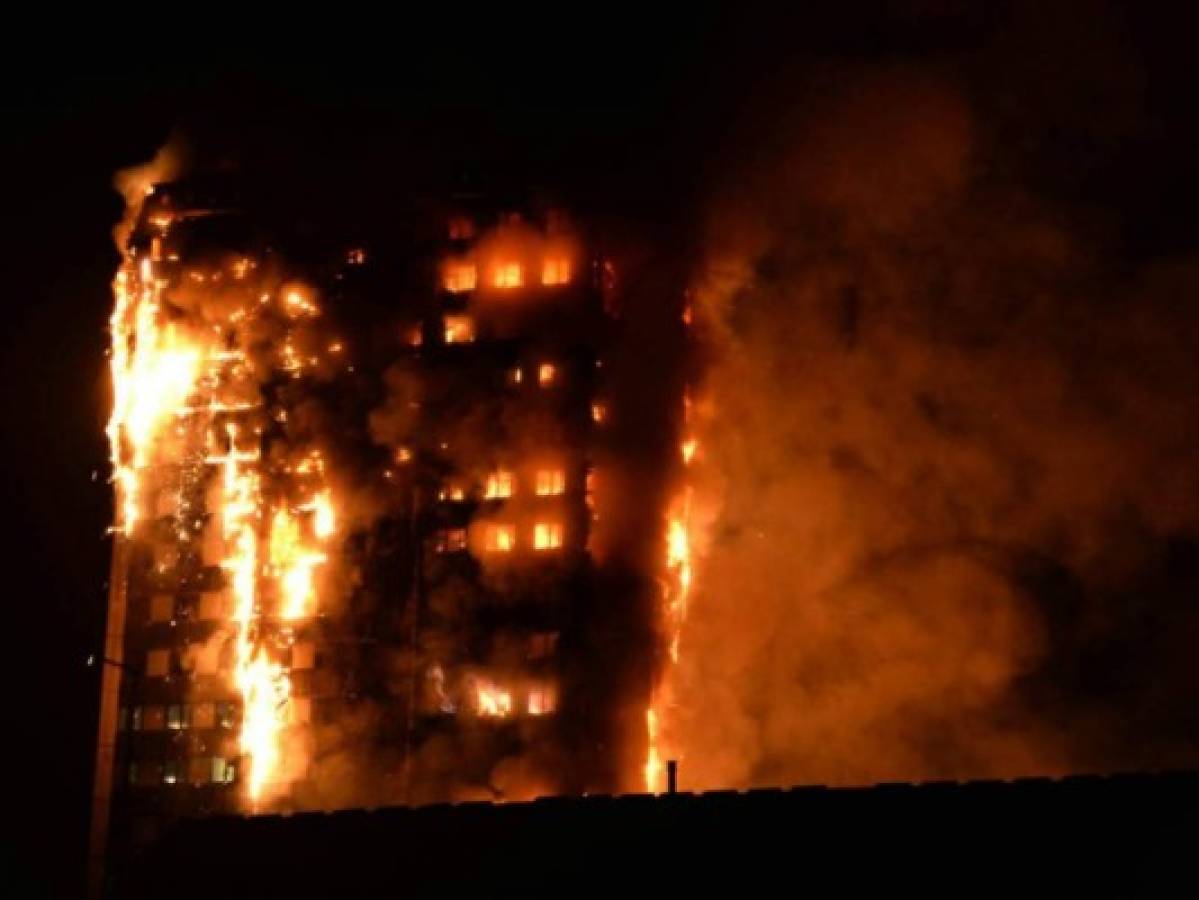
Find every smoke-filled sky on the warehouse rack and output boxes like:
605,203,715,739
675,64,1199,788
5,3,1199,894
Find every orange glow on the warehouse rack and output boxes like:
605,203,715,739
646,425,700,792
444,315,475,344
538,362,556,386
492,261,523,289
475,678,513,717
533,522,563,550
443,261,477,293
541,258,571,286
283,287,319,317
644,708,663,793
527,684,556,716
484,470,514,499
535,469,566,496
485,523,516,552
438,482,466,502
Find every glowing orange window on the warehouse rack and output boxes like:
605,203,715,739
535,469,566,496
485,524,516,552
493,262,523,288
533,522,563,550
527,684,556,716
443,315,475,344
438,482,466,502
541,258,571,286
544,256,570,285
538,363,556,386
435,529,468,553
475,679,513,717
444,261,477,293
484,470,514,499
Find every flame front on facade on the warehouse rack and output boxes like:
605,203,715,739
645,377,700,790
106,187,337,809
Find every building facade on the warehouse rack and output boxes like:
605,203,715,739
91,178,635,892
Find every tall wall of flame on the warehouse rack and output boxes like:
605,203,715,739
92,171,344,892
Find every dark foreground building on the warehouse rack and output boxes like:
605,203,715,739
120,772,1198,897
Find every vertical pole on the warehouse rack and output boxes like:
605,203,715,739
88,536,130,898
667,759,678,795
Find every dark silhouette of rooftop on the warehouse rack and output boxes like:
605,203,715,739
118,771,1198,897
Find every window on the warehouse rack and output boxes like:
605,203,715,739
131,706,144,732
533,522,563,551
216,701,237,729
448,217,475,240
493,262,523,289
434,528,468,553
191,702,215,729
484,470,514,499
118,706,129,731
194,641,220,675
591,402,606,424
474,679,513,717
291,697,312,724
443,261,477,293
538,363,556,386
438,482,466,502
197,591,226,621
527,684,556,716
149,594,173,623
541,258,571,286
128,762,139,786
292,642,315,671
162,760,179,785
535,469,566,496
167,704,186,730
211,756,236,785
146,649,170,678
484,524,516,553
443,315,475,344
509,366,523,385
143,706,166,731
528,631,559,660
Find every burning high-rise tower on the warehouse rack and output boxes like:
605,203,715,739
90,168,687,894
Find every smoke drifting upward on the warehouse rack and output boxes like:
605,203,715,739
672,67,1199,788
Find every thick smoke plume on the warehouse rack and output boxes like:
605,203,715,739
672,67,1199,788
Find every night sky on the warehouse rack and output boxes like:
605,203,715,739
4,5,1199,895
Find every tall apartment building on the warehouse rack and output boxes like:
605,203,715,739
91,177,637,893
